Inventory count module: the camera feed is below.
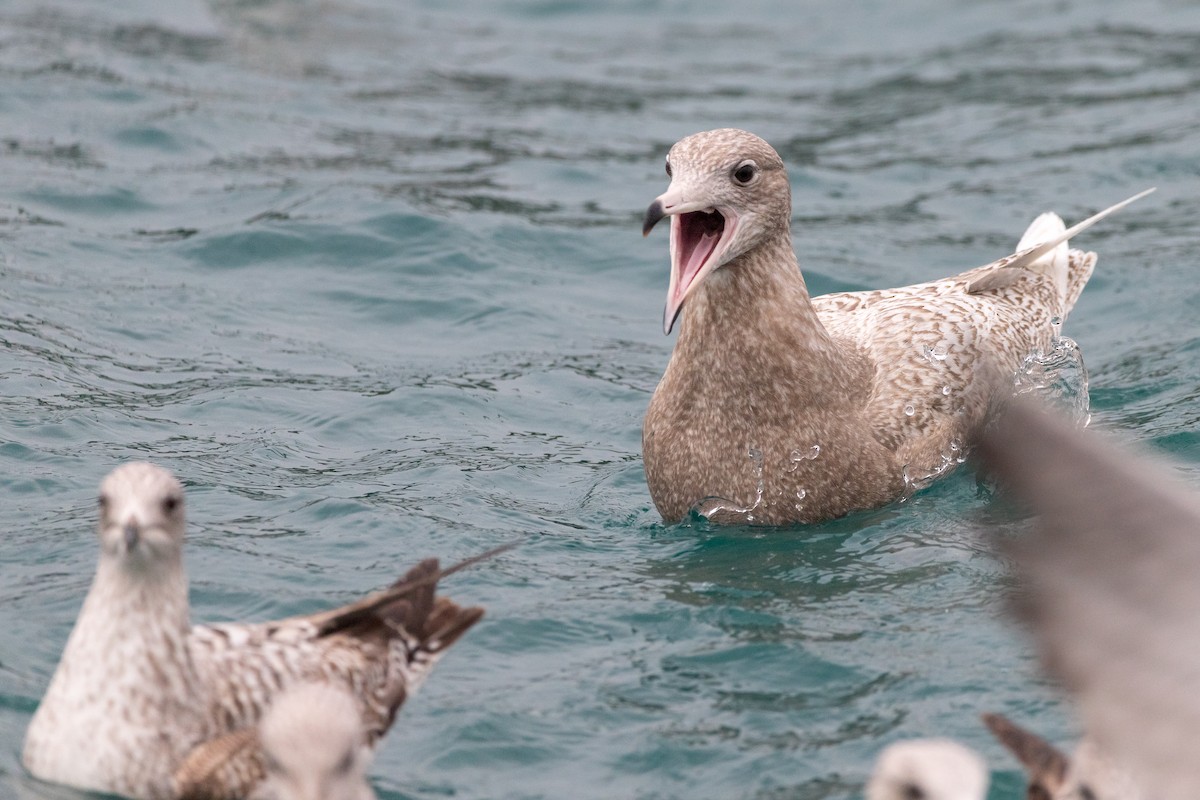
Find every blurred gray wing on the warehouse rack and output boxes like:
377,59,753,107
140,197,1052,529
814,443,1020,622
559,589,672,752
980,400,1200,800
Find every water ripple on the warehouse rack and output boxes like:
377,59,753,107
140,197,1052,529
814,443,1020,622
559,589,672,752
2,0,1198,798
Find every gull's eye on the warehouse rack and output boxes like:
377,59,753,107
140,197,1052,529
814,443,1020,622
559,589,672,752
665,158,672,178
162,494,181,514
98,494,110,513
732,160,757,185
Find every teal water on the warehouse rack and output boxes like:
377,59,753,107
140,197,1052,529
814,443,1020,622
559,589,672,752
1,1,1198,798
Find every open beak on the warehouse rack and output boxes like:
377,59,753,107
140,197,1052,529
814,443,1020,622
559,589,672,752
642,185,739,334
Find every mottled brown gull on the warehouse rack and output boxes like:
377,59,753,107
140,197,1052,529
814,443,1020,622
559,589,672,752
22,462,485,800
866,738,988,800
979,401,1200,800
640,127,1153,526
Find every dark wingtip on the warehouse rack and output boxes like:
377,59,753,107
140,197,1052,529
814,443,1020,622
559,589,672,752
981,711,1070,790
643,200,665,236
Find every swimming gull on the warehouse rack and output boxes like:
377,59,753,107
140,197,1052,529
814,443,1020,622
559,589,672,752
980,400,1200,800
22,462,486,800
866,738,988,800
252,682,376,800
641,127,1152,525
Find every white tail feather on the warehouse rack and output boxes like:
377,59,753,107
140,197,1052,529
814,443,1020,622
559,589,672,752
967,188,1155,296
1005,188,1155,273
1017,211,1069,300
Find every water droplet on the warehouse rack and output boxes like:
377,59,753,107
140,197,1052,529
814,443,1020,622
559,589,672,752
790,444,820,461
922,343,949,363
941,385,951,396
786,444,821,473
904,404,915,416
796,488,807,500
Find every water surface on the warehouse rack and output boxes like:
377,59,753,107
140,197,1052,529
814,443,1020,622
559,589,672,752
1,1,1198,798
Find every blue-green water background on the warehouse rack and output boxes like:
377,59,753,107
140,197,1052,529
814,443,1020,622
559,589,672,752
1,1,1197,798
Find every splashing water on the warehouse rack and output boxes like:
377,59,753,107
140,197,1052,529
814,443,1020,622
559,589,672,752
902,326,1088,498
1013,328,1091,426
696,446,766,524
902,438,968,496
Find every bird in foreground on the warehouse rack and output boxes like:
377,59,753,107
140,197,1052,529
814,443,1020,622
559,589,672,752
22,462,486,800
866,738,989,800
640,127,1153,526
979,399,1200,800
982,712,1069,800
252,682,377,800
982,712,1144,800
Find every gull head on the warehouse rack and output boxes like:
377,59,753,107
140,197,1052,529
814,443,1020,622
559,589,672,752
642,128,791,334
97,462,186,564
258,683,375,800
866,739,989,800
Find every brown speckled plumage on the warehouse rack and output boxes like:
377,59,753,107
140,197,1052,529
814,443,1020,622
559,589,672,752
22,462,484,800
641,128,1150,526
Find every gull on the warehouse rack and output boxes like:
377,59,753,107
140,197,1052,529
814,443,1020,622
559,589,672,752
979,399,1200,800
641,127,1152,525
23,462,486,800
253,682,376,800
866,738,989,800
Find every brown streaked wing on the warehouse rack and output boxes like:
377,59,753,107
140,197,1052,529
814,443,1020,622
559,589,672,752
173,727,263,800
